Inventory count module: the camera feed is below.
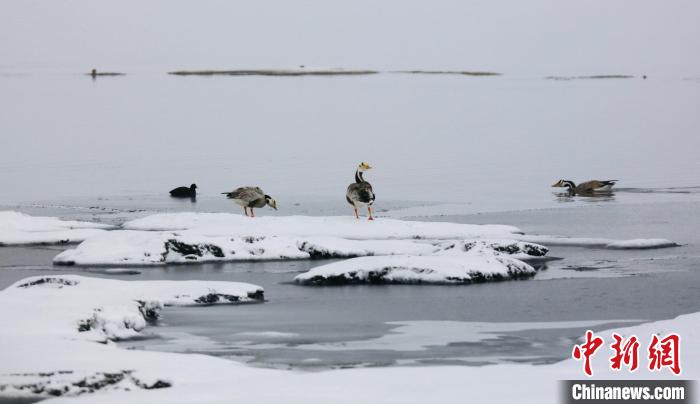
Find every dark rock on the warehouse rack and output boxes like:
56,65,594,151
17,277,79,288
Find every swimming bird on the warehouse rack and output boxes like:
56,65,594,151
222,186,277,217
169,184,197,198
552,179,618,195
346,162,376,220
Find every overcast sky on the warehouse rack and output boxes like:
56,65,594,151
1,0,699,75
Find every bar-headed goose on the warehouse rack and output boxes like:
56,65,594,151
346,162,376,220
223,186,277,217
552,179,617,195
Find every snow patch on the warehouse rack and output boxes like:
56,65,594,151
521,234,679,250
605,238,680,249
0,211,112,246
123,213,523,239
295,250,536,285
1,275,264,342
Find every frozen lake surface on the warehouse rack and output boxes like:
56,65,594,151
1,200,698,370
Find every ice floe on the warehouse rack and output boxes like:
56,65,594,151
294,251,537,285
521,234,679,249
0,211,112,246
49,212,679,286
0,274,697,403
1,275,263,342
53,213,533,266
122,212,523,239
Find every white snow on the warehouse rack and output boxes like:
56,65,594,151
0,275,263,342
49,212,677,269
0,274,696,403
521,234,679,249
122,212,523,239
605,238,680,249
53,232,441,266
294,251,536,285
53,213,540,266
0,211,112,246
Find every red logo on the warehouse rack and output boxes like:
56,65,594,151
572,331,681,376
572,330,604,377
610,333,640,372
648,333,681,375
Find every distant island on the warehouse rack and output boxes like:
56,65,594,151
545,75,634,80
168,69,379,77
396,70,501,76
87,69,126,77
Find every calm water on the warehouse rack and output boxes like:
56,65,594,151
1,73,700,213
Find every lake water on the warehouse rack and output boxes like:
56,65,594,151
1,72,699,371
1,72,699,212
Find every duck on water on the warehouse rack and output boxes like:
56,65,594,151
552,179,617,195
170,184,197,198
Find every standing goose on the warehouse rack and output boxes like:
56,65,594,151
552,179,618,195
222,186,278,217
346,162,376,220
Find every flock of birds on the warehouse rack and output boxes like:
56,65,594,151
169,163,615,219
169,162,376,219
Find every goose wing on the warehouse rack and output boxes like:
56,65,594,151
346,182,375,204
224,186,265,202
577,180,617,192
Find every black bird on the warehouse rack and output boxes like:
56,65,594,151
170,184,197,198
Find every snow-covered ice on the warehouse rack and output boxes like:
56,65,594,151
0,274,696,403
605,238,681,249
0,275,264,342
0,211,112,246
121,213,523,239
53,213,537,267
294,251,536,285
53,232,441,266
522,234,679,249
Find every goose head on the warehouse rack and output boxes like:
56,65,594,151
265,195,278,210
552,179,575,189
358,162,372,172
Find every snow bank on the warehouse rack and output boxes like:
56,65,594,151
605,238,680,249
122,213,523,239
0,211,112,246
1,275,264,342
295,251,536,285
53,228,548,268
54,213,540,266
53,232,444,266
0,273,697,403
521,234,679,249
